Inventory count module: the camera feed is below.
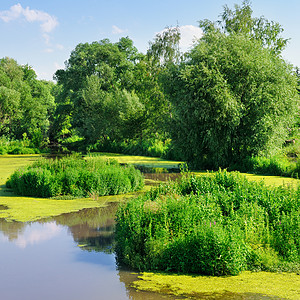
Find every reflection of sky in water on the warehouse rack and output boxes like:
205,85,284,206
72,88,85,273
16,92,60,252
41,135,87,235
0,220,128,300
0,205,179,300
5,222,62,248
74,249,116,269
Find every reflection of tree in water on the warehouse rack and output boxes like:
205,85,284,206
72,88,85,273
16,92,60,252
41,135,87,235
0,202,119,253
49,203,119,254
0,219,26,241
75,231,115,254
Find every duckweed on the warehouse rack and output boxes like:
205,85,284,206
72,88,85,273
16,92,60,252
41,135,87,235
133,271,300,299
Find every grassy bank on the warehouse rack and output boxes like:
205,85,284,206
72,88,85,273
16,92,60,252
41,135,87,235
1,153,299,225
116,170,300,276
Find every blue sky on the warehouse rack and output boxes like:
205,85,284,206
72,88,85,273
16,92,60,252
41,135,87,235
0,0,299,81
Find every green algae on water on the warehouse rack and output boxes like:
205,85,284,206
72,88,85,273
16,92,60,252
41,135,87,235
88,152,183,169
132,271,300,299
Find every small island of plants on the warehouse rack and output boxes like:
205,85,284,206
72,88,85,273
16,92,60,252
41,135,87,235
6,155,144,198
115,170,300,276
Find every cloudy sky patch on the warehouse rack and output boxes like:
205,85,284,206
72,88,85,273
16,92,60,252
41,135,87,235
0,1,298,81
0,3,58,32
112,25,127,35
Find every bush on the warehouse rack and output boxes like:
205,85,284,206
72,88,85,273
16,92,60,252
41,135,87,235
6,155,144,198
230,155,300,179
115,170,300,275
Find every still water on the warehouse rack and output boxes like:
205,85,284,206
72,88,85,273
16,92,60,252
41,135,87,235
0,203,179,300
0,171,292,300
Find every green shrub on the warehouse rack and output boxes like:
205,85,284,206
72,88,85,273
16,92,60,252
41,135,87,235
115,170,300,275
0,136,46,155
6,155,144,198
159,224,248,276
7,167,61,197
0,146,7,155
231,155,300,179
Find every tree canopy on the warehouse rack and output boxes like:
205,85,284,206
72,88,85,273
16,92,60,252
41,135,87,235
164,3,299,168
199,0,289,55
0,57,55,142
53,37,170,145
1,1,299,166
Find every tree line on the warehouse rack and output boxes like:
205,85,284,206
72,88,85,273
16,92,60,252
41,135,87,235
1,1,299,169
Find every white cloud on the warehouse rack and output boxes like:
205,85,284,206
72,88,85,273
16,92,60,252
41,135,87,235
0,3,58,42
112,25,127,35
0,3,23,22
156,25,203,53
14,222,62,249
179,25,203,52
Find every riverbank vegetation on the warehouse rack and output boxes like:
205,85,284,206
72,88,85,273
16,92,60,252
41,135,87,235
1,0,300,280
116,170,300,276
1,1,299,180
0,155,106,222
6,155,144,198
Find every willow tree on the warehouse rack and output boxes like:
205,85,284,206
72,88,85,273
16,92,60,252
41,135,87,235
165,2,299,168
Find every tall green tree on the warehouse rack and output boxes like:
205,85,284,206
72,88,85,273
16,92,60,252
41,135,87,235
199,0,288,55
53,38,148,145
147,26,181,65
0,57,55,141
79,75,144,143
165,10,299,168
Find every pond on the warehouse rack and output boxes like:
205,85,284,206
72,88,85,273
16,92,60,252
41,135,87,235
1,155,299,299
0,204,180,300
1,202,296,300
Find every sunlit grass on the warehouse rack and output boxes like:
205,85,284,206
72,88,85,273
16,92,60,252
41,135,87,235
1,154,299,222
93,153,300,187
193,171,300,188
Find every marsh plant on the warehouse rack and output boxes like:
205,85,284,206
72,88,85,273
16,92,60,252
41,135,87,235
115,170,300,276
6,155,144,198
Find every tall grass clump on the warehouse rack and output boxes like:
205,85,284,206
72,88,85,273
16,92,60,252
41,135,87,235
6,155,144,198
115,170,300,276
231,153,300,179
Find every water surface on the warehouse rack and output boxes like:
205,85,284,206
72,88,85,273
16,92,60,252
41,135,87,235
0,204,179,300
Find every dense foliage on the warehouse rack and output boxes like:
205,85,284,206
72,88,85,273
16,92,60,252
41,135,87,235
115,170,300,276
52,37,169,147
164,32,298,168
6,156,144,198
1,1,300,177
0,57,55,145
